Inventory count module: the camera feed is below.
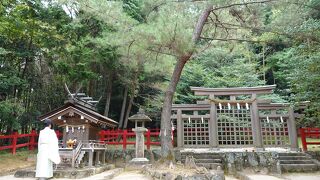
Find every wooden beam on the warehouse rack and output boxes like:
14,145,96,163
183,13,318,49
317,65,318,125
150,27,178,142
191,85,276,96
171,104,210,111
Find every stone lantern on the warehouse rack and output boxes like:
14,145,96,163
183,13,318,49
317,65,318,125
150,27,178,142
128,108,152,164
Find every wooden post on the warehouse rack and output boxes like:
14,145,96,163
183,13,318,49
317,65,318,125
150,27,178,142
123,130,127,150
102,150,106,164
288,107,298,151
146,129,151,150
88,151,93,167
177,109,183,148
95,151,100,165
29,129,36,151
300,128,307,151
251,94,263,150
12,131,18,155
209,94,218,148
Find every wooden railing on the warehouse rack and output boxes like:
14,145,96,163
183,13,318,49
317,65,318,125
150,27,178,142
0,130,62,154
1,128,171,154
99,128,174,150
300,128,320,151
72,141,83,168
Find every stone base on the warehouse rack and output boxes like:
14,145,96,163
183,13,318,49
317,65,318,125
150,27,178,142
14,164,115,179
254,147,265,152
142,165,225,180
130,158,149,164
126,158,150,170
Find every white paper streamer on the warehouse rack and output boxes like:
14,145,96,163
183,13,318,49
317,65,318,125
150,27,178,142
201,117,204,124
66,125,69,133
219,103,222,109
246,103,249,110
72,127,74,133
266,116,270,123
188,117,191,124
227,103,231,110
280,116,284,123
237,103,240,110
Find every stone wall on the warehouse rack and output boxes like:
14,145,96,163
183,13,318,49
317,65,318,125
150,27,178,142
306,151,320,161
174,151,279,175
105,149,162,167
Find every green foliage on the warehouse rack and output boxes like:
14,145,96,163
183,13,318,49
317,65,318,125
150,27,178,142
0,99,24,131
176,45,265,104
1,0,320,132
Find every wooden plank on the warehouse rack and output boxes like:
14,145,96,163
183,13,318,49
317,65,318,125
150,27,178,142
171,104,210,111
191,85,276,96
258,114,289,118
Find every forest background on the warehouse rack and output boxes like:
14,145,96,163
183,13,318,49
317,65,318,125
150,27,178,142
0,0,320,136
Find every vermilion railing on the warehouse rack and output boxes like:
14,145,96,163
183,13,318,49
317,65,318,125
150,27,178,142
0,130,62,154
99,128,174,150
299,128,320,151
0,128,173,154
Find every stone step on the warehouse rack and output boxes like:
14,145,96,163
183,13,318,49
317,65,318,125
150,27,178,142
182,159,222,164
278,156,309,160
278,153,305,157
196,163,223,170
279,160,315,164
281,164,318,173
181,153,221,159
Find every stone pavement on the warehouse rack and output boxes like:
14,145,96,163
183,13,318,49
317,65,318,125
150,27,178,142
0,169,151,180
2,171,320,180
282,172,320,180
241,172,320,180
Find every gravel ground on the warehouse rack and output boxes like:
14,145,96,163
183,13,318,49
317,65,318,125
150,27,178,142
0,170,149,180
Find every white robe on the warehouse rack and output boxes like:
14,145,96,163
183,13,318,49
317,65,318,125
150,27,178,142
35,127,61,178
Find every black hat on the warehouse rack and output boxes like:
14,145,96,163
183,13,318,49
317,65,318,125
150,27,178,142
44,119,52,127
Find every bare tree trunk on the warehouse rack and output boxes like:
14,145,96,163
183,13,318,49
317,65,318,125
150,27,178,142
160,4,213,157
118,86,128,129
262,45,266,82
104,73,113,117
123,93,134,129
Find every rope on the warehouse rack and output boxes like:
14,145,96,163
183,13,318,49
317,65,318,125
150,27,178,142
208,98,256,104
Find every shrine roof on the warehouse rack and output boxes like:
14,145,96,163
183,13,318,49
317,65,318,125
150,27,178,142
38,100,118,128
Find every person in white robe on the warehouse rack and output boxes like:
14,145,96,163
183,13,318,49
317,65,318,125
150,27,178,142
35,119,60,179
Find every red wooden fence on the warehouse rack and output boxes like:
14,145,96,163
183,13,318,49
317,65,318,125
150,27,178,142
0,128,172,154
99,128,174,150
0,130,62,154
300,128,320,151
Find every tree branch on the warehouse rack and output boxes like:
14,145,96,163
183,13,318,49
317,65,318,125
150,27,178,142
200,36,267,43
211,0,276,11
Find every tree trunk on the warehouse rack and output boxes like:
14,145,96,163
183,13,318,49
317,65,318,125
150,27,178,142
160,4,213,157
104,73,113,117
118,86,128,129
123,94,134,129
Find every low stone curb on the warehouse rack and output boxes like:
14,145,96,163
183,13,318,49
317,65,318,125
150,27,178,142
104,168,124,179
14,164,115,179
142,165,225,180
235,172,251,180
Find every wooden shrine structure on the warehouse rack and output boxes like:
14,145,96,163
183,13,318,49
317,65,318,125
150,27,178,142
171,85,306,151
39,92,118,168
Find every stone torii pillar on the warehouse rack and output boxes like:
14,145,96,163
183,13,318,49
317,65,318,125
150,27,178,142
128,109,152,165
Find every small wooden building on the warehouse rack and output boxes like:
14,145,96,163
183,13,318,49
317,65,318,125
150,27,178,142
39,93,117,168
